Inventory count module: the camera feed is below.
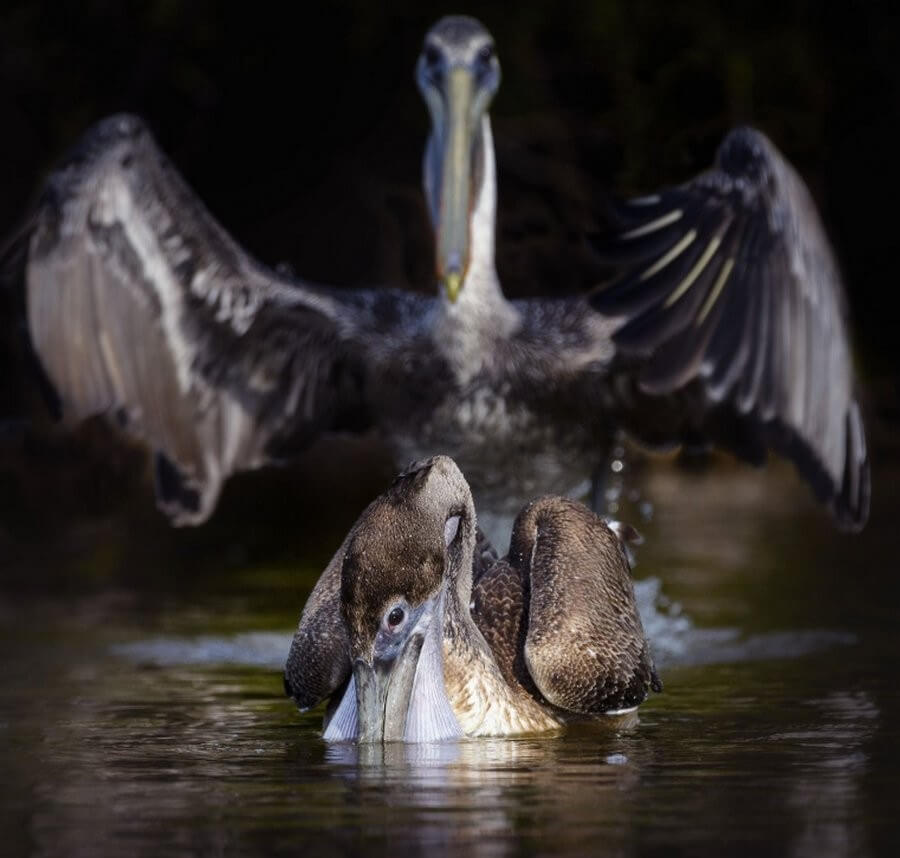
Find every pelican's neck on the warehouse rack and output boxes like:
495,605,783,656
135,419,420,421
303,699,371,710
441,529,490,665
437,520,477,633
438,520,559,736
462,117,501,304
426,116,519,378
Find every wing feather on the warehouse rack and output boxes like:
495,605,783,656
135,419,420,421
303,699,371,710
509,497,660,716
592,127,869,528
24,114,372,523
284,531,352,712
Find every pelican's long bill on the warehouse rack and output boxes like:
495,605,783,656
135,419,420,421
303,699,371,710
417,19,500,302
323,589,462,744
437,67,477,302
353,627,425,743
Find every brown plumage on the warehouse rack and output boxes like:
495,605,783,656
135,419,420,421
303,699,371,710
474,498,660,716
284,455,660,742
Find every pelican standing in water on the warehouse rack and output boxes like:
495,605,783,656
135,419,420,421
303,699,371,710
9,16,869,537
284,455,661,741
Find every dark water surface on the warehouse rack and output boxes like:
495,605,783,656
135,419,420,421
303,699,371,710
1,456,898,857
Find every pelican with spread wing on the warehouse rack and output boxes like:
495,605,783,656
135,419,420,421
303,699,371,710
9,15,869,532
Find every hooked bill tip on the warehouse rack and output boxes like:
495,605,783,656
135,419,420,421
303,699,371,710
443,271,462,303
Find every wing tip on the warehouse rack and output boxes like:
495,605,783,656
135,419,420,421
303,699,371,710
773,401,871,532
832,402,871,532
153,452,219,526
831,472,870,532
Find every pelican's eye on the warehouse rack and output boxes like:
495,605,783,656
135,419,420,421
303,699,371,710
387,606,405,630
423,42,443,79
477,43,495,65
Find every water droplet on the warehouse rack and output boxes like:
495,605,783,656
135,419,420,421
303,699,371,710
611,459,624,474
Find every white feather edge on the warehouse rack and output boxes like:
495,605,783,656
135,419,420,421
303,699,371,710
404,607,464,743
322,675,359,742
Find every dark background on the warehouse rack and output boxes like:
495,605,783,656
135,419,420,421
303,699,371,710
1,0,898,562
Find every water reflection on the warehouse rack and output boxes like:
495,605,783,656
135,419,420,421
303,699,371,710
320,734,646,857
783,691,878,858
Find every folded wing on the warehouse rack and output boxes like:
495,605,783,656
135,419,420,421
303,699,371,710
476,497,660,715
284,532,352,712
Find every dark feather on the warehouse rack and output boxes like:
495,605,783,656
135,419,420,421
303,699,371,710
21,114,373,524
284,531,352,711
493,496,660,715
593,126,869,529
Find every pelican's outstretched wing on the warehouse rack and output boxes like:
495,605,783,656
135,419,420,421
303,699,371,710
592,127,869,529
19,114,374,524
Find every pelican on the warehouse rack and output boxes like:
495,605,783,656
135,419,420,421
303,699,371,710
6,15,869,535
284,455,660,741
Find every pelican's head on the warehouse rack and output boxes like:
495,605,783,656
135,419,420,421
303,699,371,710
416,16,500,302
339,456,475,742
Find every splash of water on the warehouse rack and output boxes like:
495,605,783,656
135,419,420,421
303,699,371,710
112,586,854,677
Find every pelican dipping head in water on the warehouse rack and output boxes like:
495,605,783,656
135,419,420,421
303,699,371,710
284,455,660,742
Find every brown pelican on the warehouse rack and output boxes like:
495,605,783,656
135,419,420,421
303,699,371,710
284,455,660,741
7,15,868,532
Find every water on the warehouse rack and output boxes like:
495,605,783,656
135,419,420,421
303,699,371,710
1,454,899,856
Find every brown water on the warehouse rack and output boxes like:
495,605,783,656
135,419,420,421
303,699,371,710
1,455,898,857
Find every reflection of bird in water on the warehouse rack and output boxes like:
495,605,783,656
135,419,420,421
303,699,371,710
7,15,868,534
284,455,660,741
323,738,643,854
